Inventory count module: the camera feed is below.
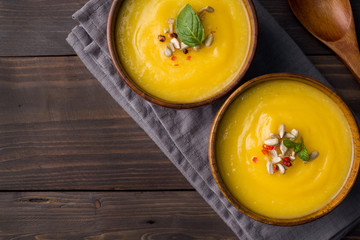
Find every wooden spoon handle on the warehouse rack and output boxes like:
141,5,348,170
326,18,360,85
333,43,360,85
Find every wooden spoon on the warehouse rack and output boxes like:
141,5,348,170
288,0,360,84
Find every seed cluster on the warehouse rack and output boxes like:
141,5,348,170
160,18,189,58
158,6,215,59
261,124,319,175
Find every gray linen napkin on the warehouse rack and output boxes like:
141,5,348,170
67,0,360,239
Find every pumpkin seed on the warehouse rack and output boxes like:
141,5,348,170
290,150,296,161
272,157,282,164
277,164,285,174
170,38,181,49
291,129,299,139
279,124,285,138
280,140,288,155
284,132,296,140
164,46,173,57
270,149,278,158
198,6,214,15
270,133,280,139
180,42,189,50
203,33,214,47
266,161,274,175
264,138,279,146
192,45,201,51
309,151,319,161
167,18,175,33
168,42,175,52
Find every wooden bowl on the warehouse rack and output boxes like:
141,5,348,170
107,0,258,109
208,73,360,226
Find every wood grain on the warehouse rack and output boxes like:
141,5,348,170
0,0,87,56
1,0,360,237
260,0,360,55
0,0,359,56
0,56,191,190
309,55,360,113
0,56,359,191
0,191,237,240
289,0,360,84
345,226,360,240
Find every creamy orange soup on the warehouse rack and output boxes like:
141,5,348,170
116,0,251,103
215,79,353,219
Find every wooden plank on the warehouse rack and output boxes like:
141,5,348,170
0,56,359,190
259,0,360,56
309,56,360,113
0,191,237,240
0,0,88,56
345,225,360,240
0,191,357,239
0,0,359,56
0,56,191,190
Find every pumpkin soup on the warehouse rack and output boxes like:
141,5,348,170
215,79,353,219
115,0,252,103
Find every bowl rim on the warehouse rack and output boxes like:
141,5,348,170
208,72,360,226
106,0,258,109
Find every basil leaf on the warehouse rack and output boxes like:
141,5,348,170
283,139,295,148
294,138,303,153
298,144,310,161
294,143,302,153
175,4,205,47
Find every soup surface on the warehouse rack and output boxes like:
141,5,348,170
116,0,251,103
215,79,353,219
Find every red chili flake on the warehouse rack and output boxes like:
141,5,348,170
252,157,258,163
261,149,269,155
284,161,292,167
273,165,278,171
187,56,192,60
158,35,166,42
283,158,292,167
171,56,177,61
263,144,274,150
170,33,178,38
174,64,179,66
283,157,290,162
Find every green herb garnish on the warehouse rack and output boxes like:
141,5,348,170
175,4,205,47
298,144,310,161
284,138,310,161
283,139,295,148
294,138,303,153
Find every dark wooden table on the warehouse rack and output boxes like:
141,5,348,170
0,0,359,239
